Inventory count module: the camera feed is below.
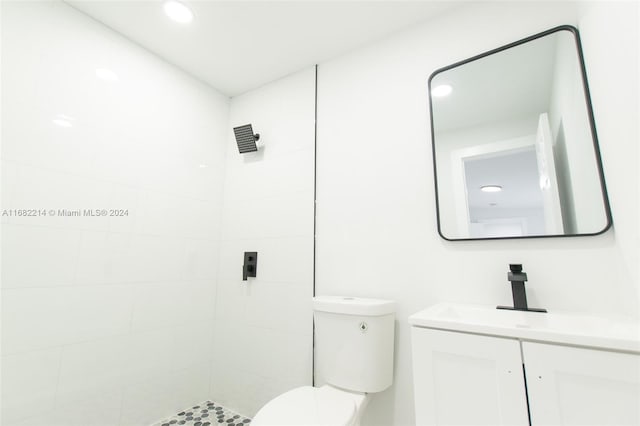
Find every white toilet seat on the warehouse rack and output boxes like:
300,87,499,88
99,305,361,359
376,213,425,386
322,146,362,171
251,385,364,426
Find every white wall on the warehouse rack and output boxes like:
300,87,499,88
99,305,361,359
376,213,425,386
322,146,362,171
210,67,316,417
1,2,229,425
316,2,639,425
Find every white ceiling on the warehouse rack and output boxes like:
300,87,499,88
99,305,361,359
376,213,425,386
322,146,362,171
67,0,459,97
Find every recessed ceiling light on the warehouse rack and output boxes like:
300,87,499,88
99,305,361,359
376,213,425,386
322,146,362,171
431,84,452,98
163,0,193,23
199,164,207,168
96,68,119,81
480,185,503,193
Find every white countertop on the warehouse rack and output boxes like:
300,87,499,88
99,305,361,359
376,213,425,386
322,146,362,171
409,303,640,353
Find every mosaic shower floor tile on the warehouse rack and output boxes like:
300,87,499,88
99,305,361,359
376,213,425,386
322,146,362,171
153,401,251,426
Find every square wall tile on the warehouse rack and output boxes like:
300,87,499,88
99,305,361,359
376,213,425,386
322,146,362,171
182,239,220,282
1,347,62,425
106,184,139,234
2,224,81,288
2,285,134,355
244,281,312,335
119,377,175,426
170,323,216,371
243,327,312,382
130,282,216,332
214,279,249,323
5,392,122,426
221,193,313,240
75,232,189,285
223,148,314,203
120,329,176,386
168,363,212,415
55,337,129,407
8,164,113,231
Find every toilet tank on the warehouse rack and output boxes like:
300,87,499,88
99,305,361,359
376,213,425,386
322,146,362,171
313,296,395,393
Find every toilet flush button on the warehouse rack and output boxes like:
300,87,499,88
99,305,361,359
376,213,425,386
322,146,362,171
359,322,368,332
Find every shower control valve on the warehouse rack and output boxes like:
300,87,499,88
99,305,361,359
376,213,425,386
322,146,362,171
242,251,257,281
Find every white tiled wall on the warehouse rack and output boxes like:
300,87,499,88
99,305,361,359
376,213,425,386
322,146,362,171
316,2,639,425
210,67,316,417
1,2,229,425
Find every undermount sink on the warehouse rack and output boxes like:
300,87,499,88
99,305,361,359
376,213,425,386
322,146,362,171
408,303,640,352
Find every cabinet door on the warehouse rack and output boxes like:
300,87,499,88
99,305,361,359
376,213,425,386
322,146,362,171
523,342,640,425
411,327,529,426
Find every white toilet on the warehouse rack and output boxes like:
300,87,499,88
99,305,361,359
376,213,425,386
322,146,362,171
252,296,396,426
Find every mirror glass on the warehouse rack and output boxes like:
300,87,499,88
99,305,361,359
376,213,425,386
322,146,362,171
429,26,611,240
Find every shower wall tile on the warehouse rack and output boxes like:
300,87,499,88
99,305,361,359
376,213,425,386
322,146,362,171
226,70,316,159
214,277,249,323
183,239,221,281
1,2,228,425
1,285,135,355
120,329,177,385
216,237,313,284
220,192,313,241
119,379,176,426
7,392,123,426
0,347,62,425
74,231,129,286
120,362,213,425
4,165,113,231
170,323,217,371
1,224,82,288
55,338,131,407
85,234,188,284
169,362,213,413
129,281,216,332
244,281,313,334
223,148,315,203
132,192,221,239
212,67,315,417
105,184,139,234
209,367,266,417
53,393,124,426
242,326,312,380
0,160,20,223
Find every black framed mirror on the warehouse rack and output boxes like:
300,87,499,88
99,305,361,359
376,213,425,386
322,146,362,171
429,25,612,241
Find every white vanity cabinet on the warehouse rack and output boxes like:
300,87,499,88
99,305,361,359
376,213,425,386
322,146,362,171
523,342,640,425
409,303,640,426
411,327,529,425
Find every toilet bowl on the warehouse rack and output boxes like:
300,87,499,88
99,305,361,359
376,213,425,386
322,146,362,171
251,296,395,426
251,385,368,426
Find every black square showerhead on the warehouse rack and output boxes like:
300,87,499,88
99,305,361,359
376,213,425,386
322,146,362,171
233,124,260,154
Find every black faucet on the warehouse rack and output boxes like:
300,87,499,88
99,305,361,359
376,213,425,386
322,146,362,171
497,264,547,313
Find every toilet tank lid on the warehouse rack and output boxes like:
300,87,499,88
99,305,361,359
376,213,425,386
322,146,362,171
313,296,396,316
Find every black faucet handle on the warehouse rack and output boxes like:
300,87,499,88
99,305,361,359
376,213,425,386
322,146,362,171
508,264,527,282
